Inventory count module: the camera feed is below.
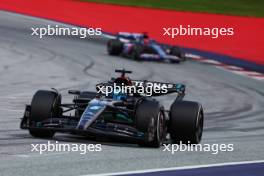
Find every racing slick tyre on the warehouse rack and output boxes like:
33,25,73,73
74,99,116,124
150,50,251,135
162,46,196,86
169,101,204,144
107,39,123,55
29,90,61,138
135,99,166,148
170,46,186,61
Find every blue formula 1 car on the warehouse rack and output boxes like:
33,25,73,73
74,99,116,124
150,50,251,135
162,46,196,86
107,32,186,63
20,69,204,147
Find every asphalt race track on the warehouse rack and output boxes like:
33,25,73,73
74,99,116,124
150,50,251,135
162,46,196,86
0,11,264,176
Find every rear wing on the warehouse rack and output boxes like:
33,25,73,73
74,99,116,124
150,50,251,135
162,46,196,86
117,32,144,41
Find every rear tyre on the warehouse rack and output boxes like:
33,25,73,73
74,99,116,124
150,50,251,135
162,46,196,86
135,99,166,147
169,101,204,144
29,90,61,138
107,39,123,55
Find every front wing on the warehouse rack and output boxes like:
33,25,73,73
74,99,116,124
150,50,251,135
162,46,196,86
139,53,181,63
20,112,146,142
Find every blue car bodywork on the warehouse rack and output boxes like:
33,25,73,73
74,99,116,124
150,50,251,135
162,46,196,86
107,32,185,63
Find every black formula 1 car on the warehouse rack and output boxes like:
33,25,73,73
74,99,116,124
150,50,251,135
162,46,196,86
107,32,186,63
20,69,204,147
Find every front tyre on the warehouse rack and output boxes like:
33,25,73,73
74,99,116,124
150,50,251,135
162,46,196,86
107,39,123,55
135,99,166,147
29,90,61,138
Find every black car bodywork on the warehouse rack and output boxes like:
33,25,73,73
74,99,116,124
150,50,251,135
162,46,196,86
20,69,204,147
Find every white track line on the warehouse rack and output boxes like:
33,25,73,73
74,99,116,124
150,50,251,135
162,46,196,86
15,151,71,158
187,53,264,81
85,160,264,176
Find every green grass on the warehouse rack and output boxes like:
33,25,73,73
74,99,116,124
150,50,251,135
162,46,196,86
83,0,264,17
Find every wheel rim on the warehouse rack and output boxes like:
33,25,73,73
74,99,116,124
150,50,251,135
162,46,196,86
157,111,165,142
195,110,204,143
